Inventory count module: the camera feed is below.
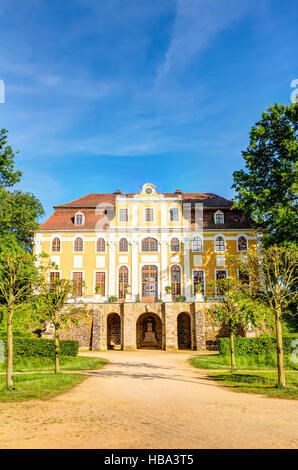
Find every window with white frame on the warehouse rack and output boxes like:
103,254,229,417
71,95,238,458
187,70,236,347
51,237,61,252
215,236,225,252
192,236,203,252
193,270,205,294
169,208,179,222
214,211,224,224
119,208,128,222
238,236,248,252
144,208,154,222
75,213,84,225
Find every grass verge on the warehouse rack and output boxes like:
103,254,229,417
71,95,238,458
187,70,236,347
0,373,86,402
0,355,107,372
210,370,298,399
189,353,298,370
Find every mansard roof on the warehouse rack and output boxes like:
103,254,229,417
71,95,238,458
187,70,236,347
39,191,253,230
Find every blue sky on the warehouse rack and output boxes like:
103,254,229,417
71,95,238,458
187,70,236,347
0,0,297,220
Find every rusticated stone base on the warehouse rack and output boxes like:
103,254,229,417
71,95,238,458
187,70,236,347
58,301,254,351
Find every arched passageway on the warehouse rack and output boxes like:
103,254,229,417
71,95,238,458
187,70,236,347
177,312,191,349
107,313,122,350
136,313,162,349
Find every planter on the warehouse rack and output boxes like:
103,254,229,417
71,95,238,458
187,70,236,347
94,294,102,302
166,293,172,302
125,293,131,301
195,292,203,302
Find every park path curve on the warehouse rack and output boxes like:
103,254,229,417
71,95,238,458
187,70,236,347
0,350,297,449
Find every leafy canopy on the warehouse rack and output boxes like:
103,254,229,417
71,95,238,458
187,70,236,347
232,102,298,247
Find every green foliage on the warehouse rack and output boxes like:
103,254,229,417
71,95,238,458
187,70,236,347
135,293,141,303
0,355,106,372
0,129,22,188
0,373,86,402
175,295,186,302
107,296,118,303
217,335,297,356
232,102,298,247
0,334,78,357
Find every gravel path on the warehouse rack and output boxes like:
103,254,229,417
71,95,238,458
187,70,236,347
0,350,297,449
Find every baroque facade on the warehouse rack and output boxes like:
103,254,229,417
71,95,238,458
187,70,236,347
34,183,257,350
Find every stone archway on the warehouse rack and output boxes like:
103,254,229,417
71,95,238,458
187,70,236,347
136,313,162,349
107,313,122,350
177,312,191,349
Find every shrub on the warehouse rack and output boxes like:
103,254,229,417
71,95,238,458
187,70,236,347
175,296,186,302
0,334,78,358
107,296,118,303
217,334,297,356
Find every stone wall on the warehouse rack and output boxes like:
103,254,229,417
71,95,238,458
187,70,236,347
57,301,245,351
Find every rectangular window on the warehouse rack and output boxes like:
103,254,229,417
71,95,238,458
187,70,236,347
193,270,204,295
145,208,154,222
72,272,83,296
50,271,60,282
169,208,179,222
95,272,105,295
75,214,83,225
119,208,128,222
216,270,227,280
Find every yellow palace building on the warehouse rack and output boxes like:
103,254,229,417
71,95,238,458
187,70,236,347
34,183,257,351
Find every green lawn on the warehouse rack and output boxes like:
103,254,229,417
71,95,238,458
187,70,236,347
190,353,298,399
190,352,298,370
0,355,107,372
0,373,87,402
210,370,298,399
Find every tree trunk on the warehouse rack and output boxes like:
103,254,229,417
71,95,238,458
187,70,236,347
54,312,60,374
6,305,14,389
230,331,236,372
275,307,286,387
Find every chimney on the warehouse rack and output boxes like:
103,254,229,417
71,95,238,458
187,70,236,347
175,189,182,194
114,189,121,194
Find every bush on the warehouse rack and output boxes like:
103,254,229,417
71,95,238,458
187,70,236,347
217,334,297,356
107,296,118,303
0,334,78,358
175,296,186,302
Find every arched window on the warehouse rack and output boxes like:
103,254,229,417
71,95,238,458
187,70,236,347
118,265,129,301
170,237,180,252
192,236,203,252
214,211,224,224
171,265,181,299
74,237,83,252
119,238,128,252
51,237,61,252
142,237,158,252
215,236,225,252
96,238,105,252
238,236,248,252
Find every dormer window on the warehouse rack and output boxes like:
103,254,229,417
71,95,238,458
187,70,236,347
214,211,224,224
75,212,84,226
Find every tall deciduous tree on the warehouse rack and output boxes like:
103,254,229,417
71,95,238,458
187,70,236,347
232,103,298,247
38,278,87,373
208,278,270,371
0,129,44,250
0,240,45,389
241,246,298,387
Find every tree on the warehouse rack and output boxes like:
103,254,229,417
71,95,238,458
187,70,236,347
0,240,45,389
232,102,298,247
38,278,87,373
241,246,298,387
0,129,44,250
208,277,269,371
0,129,22,188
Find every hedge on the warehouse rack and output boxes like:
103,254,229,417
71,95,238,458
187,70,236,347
217,335,297,356
0,334,78,358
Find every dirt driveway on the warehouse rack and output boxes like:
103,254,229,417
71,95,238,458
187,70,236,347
0,350,297,449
